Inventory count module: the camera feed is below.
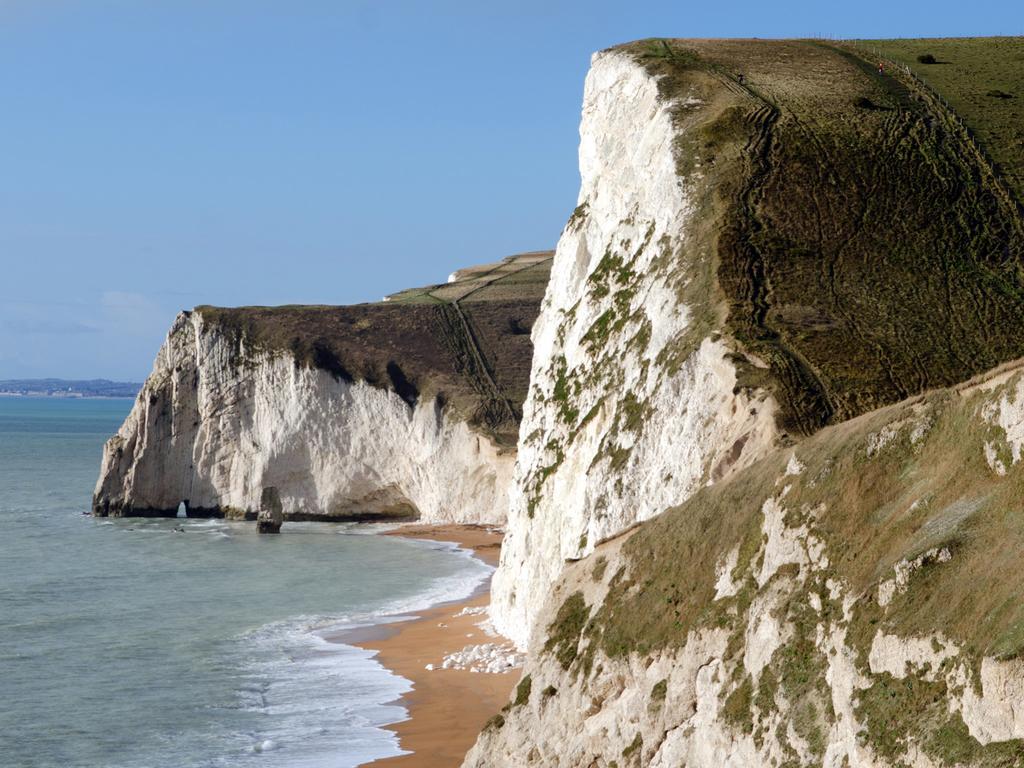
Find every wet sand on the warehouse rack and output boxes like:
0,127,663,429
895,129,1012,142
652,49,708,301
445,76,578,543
349,524,519,767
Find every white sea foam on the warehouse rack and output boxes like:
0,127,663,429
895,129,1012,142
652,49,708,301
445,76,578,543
229,622,412,767
227,534,493,768
359,537,493,618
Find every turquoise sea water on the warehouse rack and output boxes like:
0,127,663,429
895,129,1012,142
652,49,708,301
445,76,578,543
0,397,491,768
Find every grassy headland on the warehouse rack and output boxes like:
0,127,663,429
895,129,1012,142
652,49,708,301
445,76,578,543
195,252,552,444
621,38,1024,438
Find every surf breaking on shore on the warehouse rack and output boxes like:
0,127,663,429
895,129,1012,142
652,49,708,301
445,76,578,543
344,525,522,768
227,525,501,768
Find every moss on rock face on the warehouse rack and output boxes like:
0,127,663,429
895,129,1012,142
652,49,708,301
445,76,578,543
722,675,755,734
544,592,590,670
621,733,643,763
753,667,779,746
650,678,668,702
551,355,580,426
928,715,1024,767
853,672,1024,766
856,673,950,762
513,674,532,707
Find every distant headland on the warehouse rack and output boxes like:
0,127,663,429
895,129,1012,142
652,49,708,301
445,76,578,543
0,379,142,398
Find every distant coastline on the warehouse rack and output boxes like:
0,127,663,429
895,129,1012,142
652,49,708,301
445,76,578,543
0,379,141,399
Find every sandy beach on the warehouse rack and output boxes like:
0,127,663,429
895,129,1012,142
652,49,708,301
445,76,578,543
346,524,520,768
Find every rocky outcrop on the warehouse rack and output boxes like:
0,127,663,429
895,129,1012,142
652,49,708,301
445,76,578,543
93,253,551,523
256,487,283,533
468,364,1024,767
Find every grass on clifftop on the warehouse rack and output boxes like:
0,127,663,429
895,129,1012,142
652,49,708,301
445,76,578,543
620,38,1024,439
195,252,552,444
862,37,1024,204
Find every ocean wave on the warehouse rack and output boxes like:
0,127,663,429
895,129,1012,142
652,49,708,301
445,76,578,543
223,533,492,767
222,622,410,767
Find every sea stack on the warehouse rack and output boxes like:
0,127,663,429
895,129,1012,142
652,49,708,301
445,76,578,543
256,487,283,534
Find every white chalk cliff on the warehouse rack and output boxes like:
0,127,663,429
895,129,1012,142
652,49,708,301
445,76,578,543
94,311,513,523
491,49,778,649
467,362,1024,768
468,41,1024,767
94,35,1024,768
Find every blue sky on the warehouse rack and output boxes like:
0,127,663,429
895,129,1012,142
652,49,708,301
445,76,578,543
1,0,1018,380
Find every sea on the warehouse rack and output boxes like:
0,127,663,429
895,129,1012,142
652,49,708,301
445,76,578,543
0,396,492,768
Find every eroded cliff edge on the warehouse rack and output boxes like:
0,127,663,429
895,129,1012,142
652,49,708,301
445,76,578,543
492,38,1024,648
93,252,551,523
490,46,782,648
474,37,1024,767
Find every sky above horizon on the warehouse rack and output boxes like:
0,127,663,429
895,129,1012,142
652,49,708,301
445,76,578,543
1,0,1020,380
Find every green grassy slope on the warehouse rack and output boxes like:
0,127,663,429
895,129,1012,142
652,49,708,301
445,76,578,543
385,250,551,304
623,38,1024,438
195,251,552,444
533,42,1024,762
547,363,1024,764
586,366,1024,662
863,37,1024,204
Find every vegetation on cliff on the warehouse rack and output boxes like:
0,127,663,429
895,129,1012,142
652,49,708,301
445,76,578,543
533,363,1024,765
195,251,551,444
862,37,1024,203
622,37,1024,438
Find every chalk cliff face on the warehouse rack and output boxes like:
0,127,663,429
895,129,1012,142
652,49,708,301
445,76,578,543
491,50,779,648
94,313,508,521
468,366,1024,767
475,36,1024,766
93,253,551,522
95,33,1024,767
